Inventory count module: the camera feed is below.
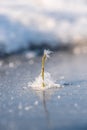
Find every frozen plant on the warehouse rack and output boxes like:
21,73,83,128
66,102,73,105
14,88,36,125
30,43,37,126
28,50,61,90
41,50,51,87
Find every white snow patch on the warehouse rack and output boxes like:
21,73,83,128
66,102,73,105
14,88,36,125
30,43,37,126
28,72,61,90
0,0,87,53
9,62,14,68
24,106,32,111
57,95,61,99
34,101,39,106
74,103,78,108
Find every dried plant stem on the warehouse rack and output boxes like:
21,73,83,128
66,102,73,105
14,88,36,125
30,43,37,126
41,54,46,87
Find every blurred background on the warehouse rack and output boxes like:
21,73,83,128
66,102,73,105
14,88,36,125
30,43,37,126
0,0,87,55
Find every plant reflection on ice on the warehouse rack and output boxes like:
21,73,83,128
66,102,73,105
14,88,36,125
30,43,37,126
30,87,61,128
42,91,50,127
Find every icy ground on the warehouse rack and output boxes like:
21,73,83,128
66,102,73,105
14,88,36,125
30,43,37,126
0,52,87,130
0,0,87,53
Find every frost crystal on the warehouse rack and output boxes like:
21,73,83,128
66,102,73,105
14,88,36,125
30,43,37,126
44,50,52,59
28,72,61,90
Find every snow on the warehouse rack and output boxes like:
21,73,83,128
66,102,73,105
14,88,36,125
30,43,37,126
0,0,87,53
28,72,61,90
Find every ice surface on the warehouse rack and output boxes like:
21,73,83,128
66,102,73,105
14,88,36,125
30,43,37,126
0,52,87,130
0,0,87,53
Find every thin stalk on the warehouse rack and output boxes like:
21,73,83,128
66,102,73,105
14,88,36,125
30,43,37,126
41,53,46,87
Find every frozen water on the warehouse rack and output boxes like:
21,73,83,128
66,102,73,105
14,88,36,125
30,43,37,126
0,52,87,130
